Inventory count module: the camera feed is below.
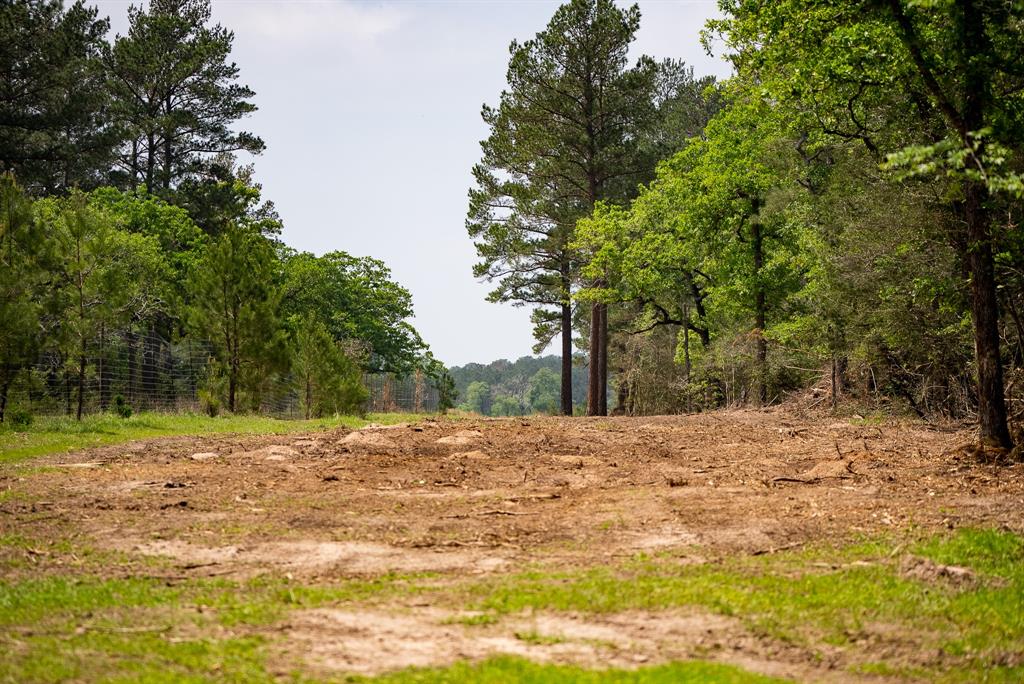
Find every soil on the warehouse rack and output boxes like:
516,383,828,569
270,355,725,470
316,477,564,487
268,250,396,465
3,409,1023,681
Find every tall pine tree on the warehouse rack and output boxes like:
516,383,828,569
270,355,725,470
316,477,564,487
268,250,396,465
468,0,659,415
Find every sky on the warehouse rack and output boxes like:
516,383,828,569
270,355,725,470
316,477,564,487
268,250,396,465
93,0,733,367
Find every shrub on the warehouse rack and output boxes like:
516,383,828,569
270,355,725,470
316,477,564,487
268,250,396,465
112,394,132,419
7,406,33,429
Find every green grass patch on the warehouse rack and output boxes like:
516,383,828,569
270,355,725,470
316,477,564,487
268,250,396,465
0,570,429,683
455,529,1024,681
358,656,783,683
0,411,423,464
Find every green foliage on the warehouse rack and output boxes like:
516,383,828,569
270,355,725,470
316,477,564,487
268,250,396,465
112,394,132,419
6,407,33,429
292,316,368,419
0,175,47,423
281,250,426,375
0,1,114,193
527,367,560,414
42,190,169,419
460,381,492,416
575,95,809,406
187,225,286,413
106,0,264,191
450,356,587,411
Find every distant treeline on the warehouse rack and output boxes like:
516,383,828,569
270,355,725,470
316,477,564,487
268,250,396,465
0,0,453,422
448,356,590,416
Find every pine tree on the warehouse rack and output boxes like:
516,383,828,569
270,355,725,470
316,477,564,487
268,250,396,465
468,0,659,416
107,0,264,192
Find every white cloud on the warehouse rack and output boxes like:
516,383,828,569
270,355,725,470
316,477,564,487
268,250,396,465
222,1,409,46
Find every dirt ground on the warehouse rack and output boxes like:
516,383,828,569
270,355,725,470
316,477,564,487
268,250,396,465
3,409,1023,681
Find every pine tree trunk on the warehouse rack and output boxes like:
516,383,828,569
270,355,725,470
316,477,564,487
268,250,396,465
598,303,608,415
76,348,86,421
0,370,11,424
146,132,155,190
683,302,692,380
587,302,600,416
560,300,573,416
305,375,313,420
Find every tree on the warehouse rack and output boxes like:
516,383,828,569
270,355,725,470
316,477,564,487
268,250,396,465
107,0,264,192
187,225,282,413
461,381,492,416
0,175,47,422
292,316,367,419
576,96,807,406
89,187,207,310
172,156,281,238
0,1,114,193
709,0,1024,444
44,191,167,419
528,367,560,414
468,0,660,416
281,250,427,375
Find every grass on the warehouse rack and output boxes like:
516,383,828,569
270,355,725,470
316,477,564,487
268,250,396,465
1,528,1021,682
454,528,1024,682
0,566,431,683
0,411,422,464
356,657,784,683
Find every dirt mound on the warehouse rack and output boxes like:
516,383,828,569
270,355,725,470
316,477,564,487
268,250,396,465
340,431,398,452
900,555,982,589
437,430,484,446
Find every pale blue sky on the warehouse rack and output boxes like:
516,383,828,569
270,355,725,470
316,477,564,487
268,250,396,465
93,0,733,366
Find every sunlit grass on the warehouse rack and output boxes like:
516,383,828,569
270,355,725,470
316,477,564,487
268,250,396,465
0,528,1021,682
454,529,1024,682
358,657,784,683
0,411,424,464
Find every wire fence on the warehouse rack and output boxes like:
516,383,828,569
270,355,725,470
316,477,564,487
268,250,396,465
5,330,438,419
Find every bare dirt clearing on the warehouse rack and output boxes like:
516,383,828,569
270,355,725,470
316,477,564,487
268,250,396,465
3,410,1023,681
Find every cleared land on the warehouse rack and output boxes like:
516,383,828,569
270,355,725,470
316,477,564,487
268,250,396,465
1,410,1023,682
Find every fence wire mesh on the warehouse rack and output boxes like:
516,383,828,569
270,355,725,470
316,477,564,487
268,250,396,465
5,330,437,418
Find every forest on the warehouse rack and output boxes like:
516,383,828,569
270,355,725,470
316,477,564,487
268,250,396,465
467,0,1024,451
0,0,453,424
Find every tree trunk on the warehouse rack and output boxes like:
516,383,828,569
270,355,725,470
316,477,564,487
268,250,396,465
598,303,608,415
305,375,313,420
957,0,1012,448
126,329,136,404
682,302,692,380
163,95,173,190
146,131,155,190
0,371,11,424
64,365,72,416
587,302,600,416
965,181,1011,447
752,218,768,406
560,301,573,416
76,348,86,421
98,323,108,411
